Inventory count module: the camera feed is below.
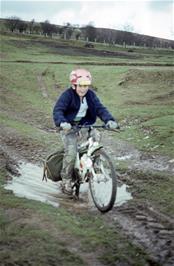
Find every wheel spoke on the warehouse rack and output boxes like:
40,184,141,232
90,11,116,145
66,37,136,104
89,150,117,212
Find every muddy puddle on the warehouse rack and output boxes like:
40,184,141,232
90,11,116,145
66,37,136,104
4,161,132,209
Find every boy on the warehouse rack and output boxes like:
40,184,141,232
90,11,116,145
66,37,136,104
53,68,119,195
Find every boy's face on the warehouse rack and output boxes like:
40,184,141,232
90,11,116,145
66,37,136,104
75,84,89,97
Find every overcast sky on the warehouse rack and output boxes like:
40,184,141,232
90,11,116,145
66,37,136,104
1,0,174,40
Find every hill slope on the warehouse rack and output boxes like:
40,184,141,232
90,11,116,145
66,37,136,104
0,32,174,266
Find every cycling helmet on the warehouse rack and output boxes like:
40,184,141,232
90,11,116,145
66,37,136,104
69,68,92,86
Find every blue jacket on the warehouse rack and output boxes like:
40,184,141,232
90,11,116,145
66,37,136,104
53,87,116,126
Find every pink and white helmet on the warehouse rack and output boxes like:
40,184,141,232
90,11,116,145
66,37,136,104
69,68,92,86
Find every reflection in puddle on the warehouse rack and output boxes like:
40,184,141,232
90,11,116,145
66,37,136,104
4,161,132,209
116,184,132,206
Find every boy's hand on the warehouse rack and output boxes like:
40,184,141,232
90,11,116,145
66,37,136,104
106,120,120,129
60,122,71,130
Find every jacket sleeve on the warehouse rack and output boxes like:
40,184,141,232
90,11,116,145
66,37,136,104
53,91,71,126
92,92,116,123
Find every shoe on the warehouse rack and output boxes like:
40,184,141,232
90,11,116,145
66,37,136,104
60,180,73,196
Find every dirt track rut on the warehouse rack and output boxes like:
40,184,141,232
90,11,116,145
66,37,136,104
1,127,174,265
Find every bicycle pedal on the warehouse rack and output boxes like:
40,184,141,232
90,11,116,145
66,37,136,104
84,177,89,182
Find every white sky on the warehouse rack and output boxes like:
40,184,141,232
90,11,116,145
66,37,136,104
1,0,174,40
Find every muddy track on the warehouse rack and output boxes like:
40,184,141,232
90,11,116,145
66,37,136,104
101,133,174,265
2,60,174,67
106,203,174,266
37,72,49,98
5,39,140,59
0,126,174,265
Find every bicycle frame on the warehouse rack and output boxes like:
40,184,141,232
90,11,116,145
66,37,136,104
74,134,103,182
67,125,119,212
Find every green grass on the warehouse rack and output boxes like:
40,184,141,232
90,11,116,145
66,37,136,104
0,170,149,266
0,208,85,266
115,114,174,156
1,40,174,157
126,170,174,216
0,31,174,264
1,62,54,113
1,33,173,64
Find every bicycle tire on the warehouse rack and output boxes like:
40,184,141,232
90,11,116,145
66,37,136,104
89,149,117,213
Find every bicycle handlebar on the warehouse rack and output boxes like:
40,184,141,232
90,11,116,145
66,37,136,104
57,124,121,132
71,124,121,132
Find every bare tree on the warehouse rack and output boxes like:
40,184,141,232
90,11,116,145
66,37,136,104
28,19,35,34
62,22,74,40
84,24,96,42
41,20,56,37
74,28,81,40
5,16,21,32
17,20,28,33
33,23,42,34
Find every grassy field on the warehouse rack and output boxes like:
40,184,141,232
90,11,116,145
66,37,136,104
1,33,174,156
0,166,151,266
0,32,174,265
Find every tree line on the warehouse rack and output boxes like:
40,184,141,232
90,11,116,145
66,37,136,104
2,17,92,41
1,16,174,49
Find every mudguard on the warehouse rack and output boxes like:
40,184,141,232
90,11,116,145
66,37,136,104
89,144,103,156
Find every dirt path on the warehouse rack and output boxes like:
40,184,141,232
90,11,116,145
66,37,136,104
102,132,174,175
100,132,174,265
0,126,174,265
37,73,48,98
106,203,174,265
2,60,174,67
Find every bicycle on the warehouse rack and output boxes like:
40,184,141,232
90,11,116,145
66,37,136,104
68,125,118,213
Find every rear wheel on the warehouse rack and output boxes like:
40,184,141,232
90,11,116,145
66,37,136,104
89,149,117,212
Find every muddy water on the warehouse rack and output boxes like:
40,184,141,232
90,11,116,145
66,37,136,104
4,161,132,209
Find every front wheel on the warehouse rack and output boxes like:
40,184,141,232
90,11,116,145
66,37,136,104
89,149,117,213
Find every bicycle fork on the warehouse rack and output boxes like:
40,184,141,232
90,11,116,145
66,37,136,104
75,152,93,181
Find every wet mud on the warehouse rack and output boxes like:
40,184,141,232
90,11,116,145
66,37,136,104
4,161,132,209
108,203,174,266
1,129,174,265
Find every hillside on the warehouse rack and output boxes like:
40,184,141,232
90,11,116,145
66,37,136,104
1,17,174,49
0,32,174,266
95,27,174,48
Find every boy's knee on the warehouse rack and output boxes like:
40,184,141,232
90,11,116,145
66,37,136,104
64,149,76,165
